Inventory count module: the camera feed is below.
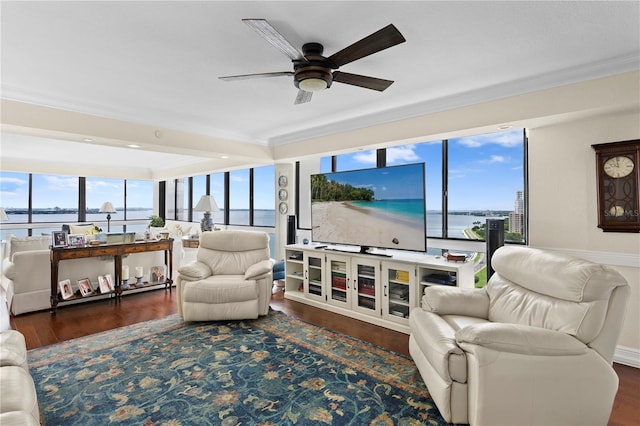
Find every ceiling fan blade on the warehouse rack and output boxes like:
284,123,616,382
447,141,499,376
332,71,394,91
243,19,306,61
219,71,293,81
328,24,406,68
295,90,312,104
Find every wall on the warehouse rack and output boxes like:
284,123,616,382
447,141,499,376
528,111,640,363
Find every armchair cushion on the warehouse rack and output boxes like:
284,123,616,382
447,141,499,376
244,259,274,280
177,262,211,281
491,245,627,302
422,286,489,319
487,275,609,343
456,322,589,356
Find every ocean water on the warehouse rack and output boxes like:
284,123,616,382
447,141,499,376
1,209,498,241
351,199,424,223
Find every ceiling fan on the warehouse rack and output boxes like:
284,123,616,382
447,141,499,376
219,19,406,104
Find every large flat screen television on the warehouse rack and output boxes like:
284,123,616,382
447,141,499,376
311,163,426,253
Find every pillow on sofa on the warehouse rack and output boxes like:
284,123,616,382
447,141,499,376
8,235,52,260
69,224,96,235
165,220,195,238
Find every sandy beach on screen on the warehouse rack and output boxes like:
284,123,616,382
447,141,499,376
312,201,424,251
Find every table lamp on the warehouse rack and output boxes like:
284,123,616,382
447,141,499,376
194,195,219,232
0,208,8,221
99,201,116,232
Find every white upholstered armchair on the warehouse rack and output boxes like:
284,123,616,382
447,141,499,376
176,230,273,321
409,245,629,426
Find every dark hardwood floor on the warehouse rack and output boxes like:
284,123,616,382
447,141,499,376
11,288,639,426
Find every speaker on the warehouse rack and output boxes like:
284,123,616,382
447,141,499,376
286,215,296,245
485,219,505,280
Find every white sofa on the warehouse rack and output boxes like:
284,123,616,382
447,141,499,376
1,220,199,315
409,245,630,426
0,330,41,425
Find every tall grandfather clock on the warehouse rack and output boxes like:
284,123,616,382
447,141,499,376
592,140,640,232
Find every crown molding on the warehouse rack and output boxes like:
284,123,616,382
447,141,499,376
268,54,640,146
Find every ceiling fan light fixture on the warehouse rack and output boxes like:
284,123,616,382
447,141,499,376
299,77,328,92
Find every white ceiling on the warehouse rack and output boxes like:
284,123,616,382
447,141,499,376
1,1,639,178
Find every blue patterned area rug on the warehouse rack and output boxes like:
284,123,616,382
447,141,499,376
28,310,447,425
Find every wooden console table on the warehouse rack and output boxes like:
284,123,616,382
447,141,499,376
50,239,173,313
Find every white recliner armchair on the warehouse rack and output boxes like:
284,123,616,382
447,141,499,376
409,245,629,426
176,230,273,321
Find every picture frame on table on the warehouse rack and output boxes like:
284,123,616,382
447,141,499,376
150,265,166,284
67,234,85,247
98,274,113,293
52,231,68,248
77,278,93,297
58,279,74,300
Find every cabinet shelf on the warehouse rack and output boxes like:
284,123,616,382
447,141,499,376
285,244,474,335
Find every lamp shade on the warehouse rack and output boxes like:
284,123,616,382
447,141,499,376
0,208,9,221
195,195,220,212
99,202,116,213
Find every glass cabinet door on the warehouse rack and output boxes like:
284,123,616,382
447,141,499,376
304,253,324,301
352,258,380,316
327,255,350,308
382,262,414,324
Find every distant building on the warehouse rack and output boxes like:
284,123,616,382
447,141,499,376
509,190,524,233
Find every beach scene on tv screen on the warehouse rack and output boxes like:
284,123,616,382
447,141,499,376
311,164,426,251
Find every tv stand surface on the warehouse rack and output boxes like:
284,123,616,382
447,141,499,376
324,247,392,258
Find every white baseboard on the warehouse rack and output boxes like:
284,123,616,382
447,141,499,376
614,345,640,368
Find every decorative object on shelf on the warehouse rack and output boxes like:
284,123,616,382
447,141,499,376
77,278,93,297
278,175,288,188
279,202,288,214
158,231,170,240
98,275,113,293
443,252,469,262
148,215,165,228
150,265,166,284
0,207,8,221
195,195,220,232
99,201,116,232
58,279,73,300
592,139,640,232
67,234,85,247
278,188,288,201
122,265,130,290
135,266,144,286
52,231,68,247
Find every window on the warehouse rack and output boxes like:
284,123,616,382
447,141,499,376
31,174,78,224
229,169,250,225
85,177,124,231
210,173,225,226
447,129,525,243
0,171,29,238
253,166,275,227
192,174,207,226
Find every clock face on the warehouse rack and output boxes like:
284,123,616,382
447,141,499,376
603,156,634,178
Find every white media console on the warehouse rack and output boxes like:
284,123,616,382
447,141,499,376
284,244,475,334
